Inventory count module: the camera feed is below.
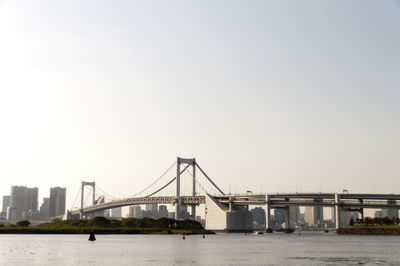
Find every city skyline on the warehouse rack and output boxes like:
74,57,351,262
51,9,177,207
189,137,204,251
0,1,399,211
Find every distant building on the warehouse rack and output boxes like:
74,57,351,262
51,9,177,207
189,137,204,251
340,211,359,227
168,212,175,219
111,207,122,218
145,204,158,219
24,187,39,218
39,198,50,218
179,205,190,219
375,210,382,218
129,206,142,218
6,207,17,222
2,195,10,213
304,204,323,227
158,205,168,218
289,206,300,227
251,207,266,226
274,209,285,226
381,201,399,218
49,187,66,217
10,186,27,221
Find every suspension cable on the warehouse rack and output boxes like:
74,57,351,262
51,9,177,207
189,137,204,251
95,184,121,200
83,187,93,207
144,163,191,197
127,161,176,198
70,185,81,210
195,162,225,194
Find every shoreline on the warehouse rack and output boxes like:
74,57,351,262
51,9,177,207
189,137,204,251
337,226,400,235
0,227,214,235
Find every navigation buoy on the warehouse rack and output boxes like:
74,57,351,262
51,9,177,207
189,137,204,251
182,233,185,240
88,230,96,241
202,234,205,239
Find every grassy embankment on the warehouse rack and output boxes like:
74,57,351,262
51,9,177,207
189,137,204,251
0,217,214,235
337,225,400,235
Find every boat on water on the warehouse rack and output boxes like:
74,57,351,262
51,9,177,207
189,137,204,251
254,231,264,235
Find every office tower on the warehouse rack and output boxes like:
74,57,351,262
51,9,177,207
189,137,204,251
251,207,266,226
25,187,39,214
145,204,158,218
2,195,10,213
10,186,27,221
49,187,66,217
39,198,50,218
381,200,399,218
111,207,122,218
304,200,324,226
158,205,168,218
274,209,285,226
289,206,300,227
129,206,142,218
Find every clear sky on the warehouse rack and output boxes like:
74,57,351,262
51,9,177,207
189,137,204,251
0,1,399,211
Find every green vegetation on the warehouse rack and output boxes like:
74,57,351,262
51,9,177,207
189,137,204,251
338,217,400,235
0,217,214,235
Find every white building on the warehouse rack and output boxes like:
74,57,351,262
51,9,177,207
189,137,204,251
205,194,253,231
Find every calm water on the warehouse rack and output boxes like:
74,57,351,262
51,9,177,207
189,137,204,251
1,232,400,265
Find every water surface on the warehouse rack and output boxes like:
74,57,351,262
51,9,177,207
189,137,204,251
1,232,400,265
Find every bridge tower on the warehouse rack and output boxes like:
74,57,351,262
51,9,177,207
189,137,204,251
81,181,96,219
176,157,196,220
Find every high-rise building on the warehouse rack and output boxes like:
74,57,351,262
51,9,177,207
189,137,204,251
289,206,300,227
49,187,66,217
25,187,39,215
145,204,158,218
111,207,122,218
304,205,324,227
158,205,168,218
251,207,266,226
10,186,27,221
39,198,50,218
381,201,399,219
274,209,285,226
129,206,142,218
2,195,10,213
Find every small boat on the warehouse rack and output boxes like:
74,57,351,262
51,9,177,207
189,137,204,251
254,231,264,235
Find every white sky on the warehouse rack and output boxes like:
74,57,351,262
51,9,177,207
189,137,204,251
0,1,399,214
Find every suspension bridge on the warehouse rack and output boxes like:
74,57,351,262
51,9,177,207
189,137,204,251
67,157,266,231
66,157,400,232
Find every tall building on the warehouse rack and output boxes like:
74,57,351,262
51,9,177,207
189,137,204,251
10,186,27,221
111,207,122,218
39,198,50,218
49,187,66,217
158,205,168,218
145,204,158,218
304,201,323,227
381,201,399,218
2,195,10,213
129,206,142,218
251,207,266,226
289,206,300,227
274,209,285,226
25,187,39,216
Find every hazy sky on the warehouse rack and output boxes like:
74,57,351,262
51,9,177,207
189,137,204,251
0,1,399,211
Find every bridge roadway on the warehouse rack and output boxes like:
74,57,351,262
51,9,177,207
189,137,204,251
268,193,400,209
70,194,268,216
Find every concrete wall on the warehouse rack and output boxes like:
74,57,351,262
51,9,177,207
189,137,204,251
205,194,253,231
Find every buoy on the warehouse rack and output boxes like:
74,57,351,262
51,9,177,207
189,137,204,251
88,231,96,241
182,233,185,240
202,234,205,238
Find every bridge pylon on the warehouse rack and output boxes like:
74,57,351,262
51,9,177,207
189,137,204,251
176,157,196,220
81,181,96,219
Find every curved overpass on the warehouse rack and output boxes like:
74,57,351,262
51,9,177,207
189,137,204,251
70,196,206,215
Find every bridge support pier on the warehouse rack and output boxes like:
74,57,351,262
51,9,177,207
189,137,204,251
176,157,196,220
81,181,96,219
266,195,272,231
335,194,342,229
